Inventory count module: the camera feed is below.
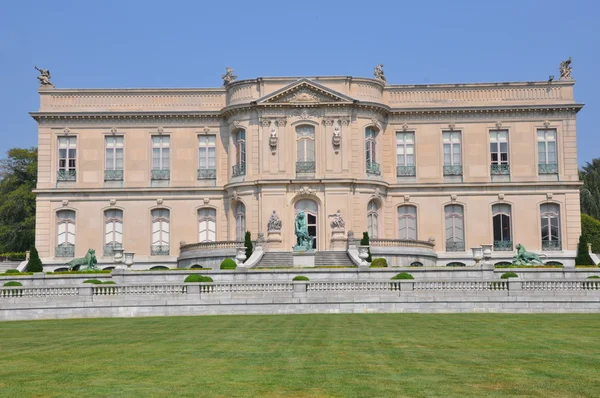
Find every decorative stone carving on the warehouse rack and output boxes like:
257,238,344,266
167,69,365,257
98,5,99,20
157,126,164,134
498,193,505,201
63,127,70,135
347,231,357,247
543,120,550,128
276,118,286,127
203,126,210,134
451,194,457,202
288,88,320,103
110,127,118,134
203,197,210,205
295,186,316,197
62,200,69,207
559,57,572,80
401,123,409,131
35,66,53,88
495,121,503,129
428,237,436,245
299,109,311,120
156,198,163,205
373,64,386,84
222,66,237,85
110,199,116,206
269,126,278,153
448,122,456,131
267,210,282,232
261,119,271,128
404,194,410,202
328,210,345,230
332,122,341,151
255,232,266,249
231,189,241,202
546,192,553,200
233,120,241,128
373,187,386,201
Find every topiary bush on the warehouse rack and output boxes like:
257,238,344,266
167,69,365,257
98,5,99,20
575,235,594,266
5,269,20,274
244,231,253,260
360,232,372,262
25,247,43,273
3,281,23,286
83,279,102,284
184,274,213,283
501,272,518,279
220,258,237,270
292,275,309,281
370,258,388,268
391,272,414,280
587,275,600,279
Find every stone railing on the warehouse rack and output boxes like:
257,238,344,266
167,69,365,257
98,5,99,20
521,281,600,291
538,163,558,174
57,170,76,181
490,164,510,175
104,169,123,181
180,240,241,253
414,281,508,291
307,281,394,292
443,165,463,176
370,239,435,249
0,286,79,298
197,168,216,180
199,282,293,294
296,161,316,173
93,284,187,296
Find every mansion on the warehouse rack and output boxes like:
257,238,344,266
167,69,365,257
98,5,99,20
31,67,583,268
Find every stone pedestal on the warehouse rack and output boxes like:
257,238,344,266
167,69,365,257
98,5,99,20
293,251,315,267
267,230,283,250
330,228,346,250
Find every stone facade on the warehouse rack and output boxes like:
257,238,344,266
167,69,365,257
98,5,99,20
31,74,583,268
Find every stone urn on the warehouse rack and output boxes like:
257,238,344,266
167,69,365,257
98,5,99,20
235,246,247,266
358,245,370,267
113,247,125,269
124,251,135,269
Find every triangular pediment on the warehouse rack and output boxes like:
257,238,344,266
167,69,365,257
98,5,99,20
257,79,355,105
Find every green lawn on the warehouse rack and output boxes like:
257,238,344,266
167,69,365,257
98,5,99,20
1,314,599,397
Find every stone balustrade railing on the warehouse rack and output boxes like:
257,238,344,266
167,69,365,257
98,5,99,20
414,281,507,291
0,286,79,298
521,280,600,291
93,284,187,296
369,239,435,249
180,240,241,253
307,281,394,292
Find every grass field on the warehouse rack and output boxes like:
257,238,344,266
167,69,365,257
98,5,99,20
1,314,599,397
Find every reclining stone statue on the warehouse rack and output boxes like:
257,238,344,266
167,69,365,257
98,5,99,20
67,248,98,271
512,244,546,266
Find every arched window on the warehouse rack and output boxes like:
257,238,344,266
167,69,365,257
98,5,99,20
56,210,76,257
235,202,246,241
445,205,464,252
104,209,123,256
367,200,379,239
365,127,380,175
296,125,315,173
151,209,170,255
233,130,246,176
295,199,318,249
492,204,512,251
540,203,561,250
198,208,216,242
398,205,417,240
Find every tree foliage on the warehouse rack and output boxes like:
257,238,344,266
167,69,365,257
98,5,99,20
580,158,600,220
581,213,600,253
0,148,37,253
244,231,253,260
575,235,593,265
360,232,372,262
25,247,43,273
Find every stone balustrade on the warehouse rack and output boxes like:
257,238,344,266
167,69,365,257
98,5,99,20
180,240,241,253
370,239,435,249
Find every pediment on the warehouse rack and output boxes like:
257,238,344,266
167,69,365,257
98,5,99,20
257,79,355,105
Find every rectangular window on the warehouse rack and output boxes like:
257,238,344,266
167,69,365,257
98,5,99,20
490,130,509,175
442,132,461,166
151,136,170,180
58,137,77,181
396,132,415,177
198,135,217,180
537,129,558,174
105,136,124,181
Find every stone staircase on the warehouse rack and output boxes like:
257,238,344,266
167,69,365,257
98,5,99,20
315,251,354,267
255,252,294,267
0,261,23,272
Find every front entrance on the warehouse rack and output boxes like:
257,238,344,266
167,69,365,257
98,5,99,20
295,199,318,249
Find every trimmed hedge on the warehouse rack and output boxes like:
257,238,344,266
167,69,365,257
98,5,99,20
102,281,116,284
391,272,414,280
3,281,23,286
0,252,26,260
5,269,20,274
83,279,103,284
220,258,237,270
184,274,213,283
575,235,594,265
582,213,600,253
370,258,388,268
501,272,518,279
25,247,43,273
587,276,600,279
49,270,112,274
292,275,309,281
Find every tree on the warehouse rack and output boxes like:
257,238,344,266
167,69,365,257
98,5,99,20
0,148,37,253
581,213,600,253
360,232,372,262
244,231,253,260
580,158,600,220
25,247,43,273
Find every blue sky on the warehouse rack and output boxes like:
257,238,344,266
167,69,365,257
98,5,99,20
1,0,598,165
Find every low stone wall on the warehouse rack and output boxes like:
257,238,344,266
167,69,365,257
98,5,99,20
1,279,599,320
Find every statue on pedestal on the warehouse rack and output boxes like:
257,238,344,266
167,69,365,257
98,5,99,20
222,66,237,85
328,209,345,230
559,57,572,80
294,211,314,251
512,244,546,266
267,210,282,232
373,64,386,83
35,66,54,87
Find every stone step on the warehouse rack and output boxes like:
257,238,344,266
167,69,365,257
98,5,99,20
0,261,23,272
256,252,294,267
314,251,354,266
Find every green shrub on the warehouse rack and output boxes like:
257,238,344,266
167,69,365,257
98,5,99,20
582,213,600,253
370,258,388,268
3,281,23,287
189,264,206,269
0,252,26,260
184,274,213,283
587,276,600,279
292,275,309,281
447,262,466,267
244,231,253,261
102,281,116,284
149,266,169,270
410,261,424,267
391,272,414,280
4,269,20,274
25,247,43,273
501,272,518,279
220,258,237,270
575,235,594,266
360,232,372,262
83,279,102,284
48,270,112,274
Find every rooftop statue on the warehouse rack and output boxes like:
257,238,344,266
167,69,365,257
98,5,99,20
222,66,237,85
67,248,98,271
559,57,572,80
293,211,314,252
373,64,386,83
512,244,545,266
35,66,54,87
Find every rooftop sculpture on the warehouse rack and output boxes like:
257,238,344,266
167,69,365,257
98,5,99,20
222,66,237,85
373,64,386,84
34,66,53,87
559,57,572,80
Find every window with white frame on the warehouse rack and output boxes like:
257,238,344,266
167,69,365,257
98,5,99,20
56,210,76,257
296,125,315,173
398,205,417,240
198,208,216,242
490,130,509,175
58,137,77,181
443,132,462,166
492,204,512,251
396,132,415,176
151,136,170,180
105,136,123,181
365,127,377,164
151,209,170,255
540,203,561,250
445,205,465,251
198,135,216,179
367,200,379,239
104,209,123,255
233,130,246,176
235,202,246,241
537,129,558,174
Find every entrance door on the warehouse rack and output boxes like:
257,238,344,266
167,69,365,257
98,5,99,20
295,199,318,249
